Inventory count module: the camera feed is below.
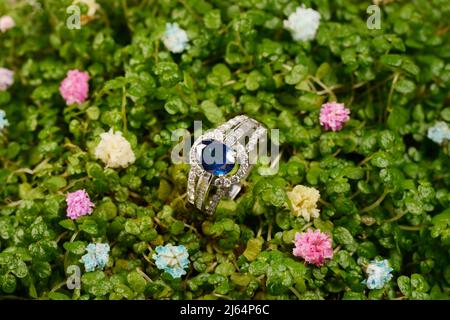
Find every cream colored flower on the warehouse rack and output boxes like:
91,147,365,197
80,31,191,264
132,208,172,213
73,0,99,16
95,128,135,168
287,185,320,221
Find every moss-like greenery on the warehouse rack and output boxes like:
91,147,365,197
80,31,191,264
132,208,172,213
0,0,449,300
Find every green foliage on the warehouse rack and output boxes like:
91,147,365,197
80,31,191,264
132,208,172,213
0,0,449,300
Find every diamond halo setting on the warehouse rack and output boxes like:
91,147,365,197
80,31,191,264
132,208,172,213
187,116,266,215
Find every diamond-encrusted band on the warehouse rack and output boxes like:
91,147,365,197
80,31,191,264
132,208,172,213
187,115,267,215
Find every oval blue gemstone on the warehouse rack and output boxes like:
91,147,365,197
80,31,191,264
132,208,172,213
198,139,235,176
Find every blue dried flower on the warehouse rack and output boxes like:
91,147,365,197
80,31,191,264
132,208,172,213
162,22,189,53
363,259,393,290
81,243,110,272
427,121,450,144
152,244,189,278
0,109,9,130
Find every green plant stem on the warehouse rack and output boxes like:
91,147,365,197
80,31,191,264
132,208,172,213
50,281,67,292
333,245,342,254
121,86,128,134
385,72,400,117
358,154,374,166
301,222,313,231
289,286,303,300
212,293,233,300
60,177,89,193
136,267,153,282
177,0,201,21
360,189,390,213
350,190,361,200
56,231,68,244
121,0,133,32
308,75,337,101
319,198,331,207
64,231,80,273
385,210,407,223
399,225,424,231
331,148,341,157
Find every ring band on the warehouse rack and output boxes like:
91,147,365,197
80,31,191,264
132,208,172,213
187,115,267,215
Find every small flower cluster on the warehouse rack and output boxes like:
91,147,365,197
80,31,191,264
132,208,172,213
293,229,333,266
59,69,90,105
94,128,136,168
284,6,351,132
287,184,334,266
59,70,135,169
152,244,190,278
364,259,393,289
320,102,351,132
287,185,320,222
0,17,15,136
427,121,450,144
81,243,110,272
0,16,15,33
284,5,321,42
162,22,189,53
66,189,95,219
0,109,9,131
66,190,110,273
0,68,14,91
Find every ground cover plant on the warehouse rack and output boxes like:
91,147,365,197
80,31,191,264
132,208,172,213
0,0,449,300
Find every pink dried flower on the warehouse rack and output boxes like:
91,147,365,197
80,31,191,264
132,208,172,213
66,189,95,219
0,16,15,33
293,229,333,266
319,102,350,131
0,68,14,91
59,70,90,105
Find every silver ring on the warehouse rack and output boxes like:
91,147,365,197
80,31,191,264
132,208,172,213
187,115,267,215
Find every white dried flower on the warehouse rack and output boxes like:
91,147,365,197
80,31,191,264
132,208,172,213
162,22,189,53
283,5,321,41
287,185,321,221
94,128,136,168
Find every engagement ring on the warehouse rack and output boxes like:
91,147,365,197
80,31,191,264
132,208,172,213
187,115,268,215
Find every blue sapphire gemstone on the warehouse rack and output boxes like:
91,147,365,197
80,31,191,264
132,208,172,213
198,139,235,176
